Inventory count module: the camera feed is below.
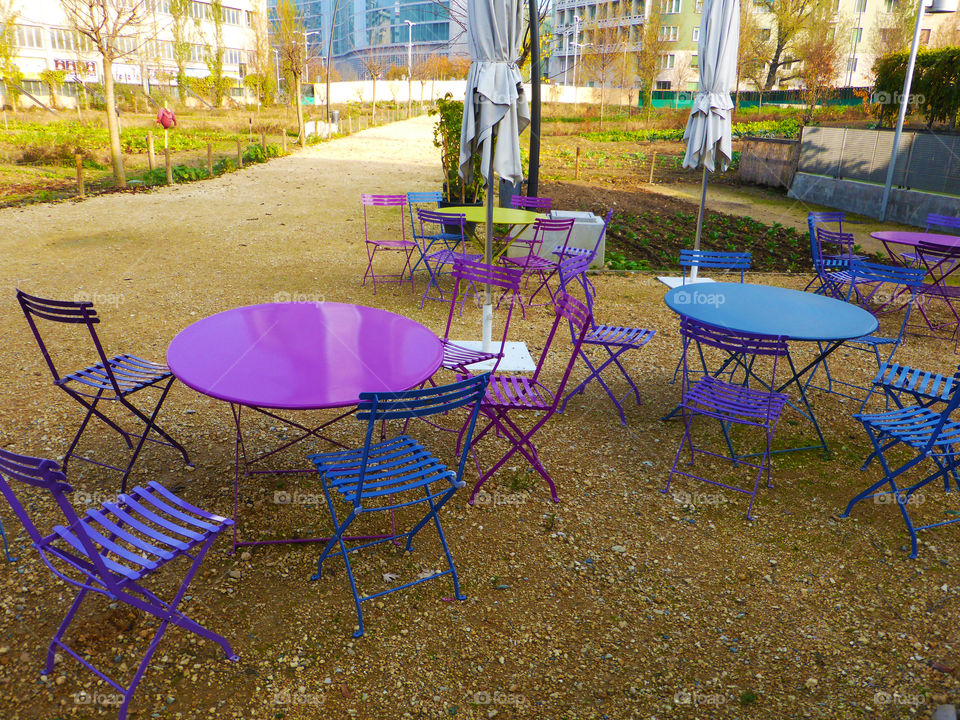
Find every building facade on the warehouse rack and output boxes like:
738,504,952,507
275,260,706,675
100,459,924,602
1,0,265,108
271,0,466,81
550,0,954,95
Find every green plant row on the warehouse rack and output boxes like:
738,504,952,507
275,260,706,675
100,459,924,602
139,143,282,186
0,120,242,155
578,118,802,143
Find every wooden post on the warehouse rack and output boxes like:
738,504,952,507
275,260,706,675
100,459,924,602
648,152,657,184
575,146,580,180
281,131,287,153
165,148,172,184
75,154,84,198
248,116,253,141
207,143,213,176
147,132,155,171
261,131,267,152
237,138,243,168
349,114,353,134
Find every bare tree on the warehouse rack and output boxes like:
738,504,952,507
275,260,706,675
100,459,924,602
358,48,390,124
250,8,275,105
273,0,306,145
672,54,695,107
62,0,154,187
931,12,960,47
636,4,666,114
202,0,229,106
754,0,820,91
797,6,847,121
581,1,627,127
736,0,769,111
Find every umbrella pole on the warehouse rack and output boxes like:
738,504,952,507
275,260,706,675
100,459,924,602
691,165,708,281
483,130,496,354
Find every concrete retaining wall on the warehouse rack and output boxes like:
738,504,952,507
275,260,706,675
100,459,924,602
789,173,960,227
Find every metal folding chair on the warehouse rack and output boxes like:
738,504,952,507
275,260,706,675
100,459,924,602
407,190,458,277
679,249,751,283
808,227,874,300
662,317,790,519
804,259,926,401
418,209,482,307
17,290,191,492
307,374,490,637
900,214,960,266
0,446,236,719
361,193,417,294
509,195,553,212
438,258,523,374
501,217,575,317
557,255,655,425
804,211,845,291
914,241,960,345
843,369,960,558
463,293,591,504
551,209,614,298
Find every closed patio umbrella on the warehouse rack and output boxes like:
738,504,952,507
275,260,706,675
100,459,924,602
681,0,740,280
459,0,530,351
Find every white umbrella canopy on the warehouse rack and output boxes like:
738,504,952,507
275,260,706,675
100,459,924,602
681,0,740,280
459,0,531,351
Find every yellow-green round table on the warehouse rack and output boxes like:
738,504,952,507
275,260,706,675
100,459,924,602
434,206,545,259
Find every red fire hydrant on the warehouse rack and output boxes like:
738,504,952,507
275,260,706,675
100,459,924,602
156,107,177,129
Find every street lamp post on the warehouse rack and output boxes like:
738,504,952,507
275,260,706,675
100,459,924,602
563,28,569,85
879,0,956,220
404,20,415,116
572,16,581,97
274,48,280,95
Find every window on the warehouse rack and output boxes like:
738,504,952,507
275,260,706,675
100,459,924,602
884,0,896,9
116,36,137,55
920,28,931,44
851,27,862,44
846,57,858,72
854,0,866,10
659,25,679,41
23,80,45,94
691,53,698,67
692,26,699,42
695,0,703,10
245,10,254,26
222,6,240,24
225,48,242,65
190,43,205,62
49,28,91,52
656,80,671,90
660,0,681,13
16,25,44,49
190,1,209,20
149,0,171,13
660,53,675,69
155,40,174,60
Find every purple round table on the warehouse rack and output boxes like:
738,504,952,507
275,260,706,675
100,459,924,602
872,230,960,254
167,302,443,551
167,302,443,409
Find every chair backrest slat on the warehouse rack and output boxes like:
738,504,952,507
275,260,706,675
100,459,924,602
407,191,443,239
679,250,751,283
362,193,407,247
510,195,552,212
917,240,960,260
680,317,788,357
926,213,960,235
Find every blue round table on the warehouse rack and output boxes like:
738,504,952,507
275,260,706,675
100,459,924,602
664,283,878,455
664,283,878,340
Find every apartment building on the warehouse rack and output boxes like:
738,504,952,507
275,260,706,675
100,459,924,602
551,0,955,94
1,0,265,108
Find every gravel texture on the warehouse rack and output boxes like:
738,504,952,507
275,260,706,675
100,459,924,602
0,114,959,719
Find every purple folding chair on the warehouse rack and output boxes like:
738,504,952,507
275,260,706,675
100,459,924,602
501,217,575,317
661,317,790,520
439,258,523,374
810,227,874,300
914,240,960,345
418,208,483,307
17,290,191,492
362,194,417,294
557,255,656,425
509,195,553,212
461,292,591,504
0,446,236,720
900,214,960,266
551,209,614,298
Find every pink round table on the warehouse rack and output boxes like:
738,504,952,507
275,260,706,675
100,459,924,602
167,302,443,409
167,302,443,551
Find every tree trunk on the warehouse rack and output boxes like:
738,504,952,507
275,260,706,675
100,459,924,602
295,74,305,147
764,43,785,91
372,77,377,123
599,85,605,127
103,58,126,188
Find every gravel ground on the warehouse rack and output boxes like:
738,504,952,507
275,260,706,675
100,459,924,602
1,115,960,719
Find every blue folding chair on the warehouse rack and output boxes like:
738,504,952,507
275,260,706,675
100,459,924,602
804,211,845,292
407,191,457,276
679,249,751,284
307,374,490,637
804,259,925,402
843,369,960,558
